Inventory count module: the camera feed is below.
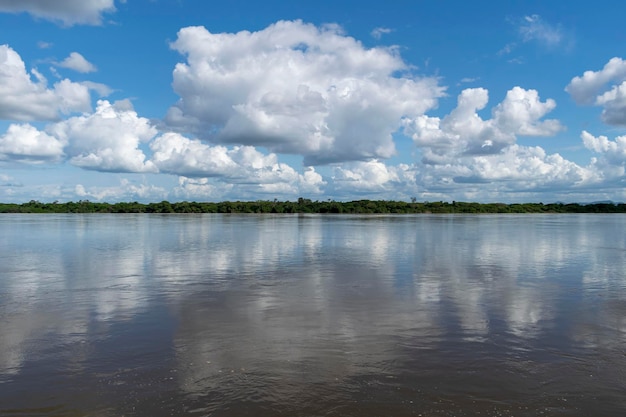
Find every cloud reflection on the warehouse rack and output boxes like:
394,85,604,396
0,213,625,411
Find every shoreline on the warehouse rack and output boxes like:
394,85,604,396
2,199,626,214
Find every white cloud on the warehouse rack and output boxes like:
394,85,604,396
0,123,64,162
595,81,626,125
301,167,326,194
582,131,626,158
0,45,91,121
404,86,563,161
74,178,168,201
408,144,593,202
150,132,326,195
325,160,423,201
566,58,626,126
393,86,604,199
328,155,581,202
0,0,117,26
566,57,626,104
166,20,445,165
80,81,113,97
333,160,400,192
151,133,243,178
48,100,158,173
492,87,562,136
172,177,229,201
370,27,393,40
56,52,97,73
582,131,626,178
518,14,563,47
463,145,588,185
172,168,326,200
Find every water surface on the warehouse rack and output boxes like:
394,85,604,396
1,214,625,416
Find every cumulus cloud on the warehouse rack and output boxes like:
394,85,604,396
0,45,91,121
582,131,626,178
333,160,401,192
461,145,588,186
330,153,584,201
48,100,157,173
150,132,326,195
166,20,445,165
492,87,562,135
301,167,326,194
407,144,593,201
74,178,168,202
80,81,113,97
595,81,626,125
393,86,599,199
151,133,247,178
566,57,626,104
56,52,97,73
0,123,64,162
173,168,325,200
566,57,626,125
404,86,563,161
323,160,423,201
0,0,117,26
172,177,229,201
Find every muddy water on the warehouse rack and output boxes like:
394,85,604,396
1,214,625,416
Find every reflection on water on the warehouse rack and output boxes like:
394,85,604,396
1,214,626,416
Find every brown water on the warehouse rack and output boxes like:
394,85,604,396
1,214,625,416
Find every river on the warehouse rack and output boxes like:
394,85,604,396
1,214,625,416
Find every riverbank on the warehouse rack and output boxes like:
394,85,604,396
2,199,626,214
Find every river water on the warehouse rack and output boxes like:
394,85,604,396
1,214,625,416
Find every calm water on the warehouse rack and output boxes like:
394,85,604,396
1,214,625,416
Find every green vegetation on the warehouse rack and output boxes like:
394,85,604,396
1,199,626,214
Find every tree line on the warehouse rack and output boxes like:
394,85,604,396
1,199,626,214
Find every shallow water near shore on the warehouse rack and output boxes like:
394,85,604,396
1,213,625,416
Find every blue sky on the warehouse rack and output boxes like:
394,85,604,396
1,0,626,203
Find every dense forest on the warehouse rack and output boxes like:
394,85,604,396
1,199,626,214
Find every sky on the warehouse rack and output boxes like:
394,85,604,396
1,0,626,203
